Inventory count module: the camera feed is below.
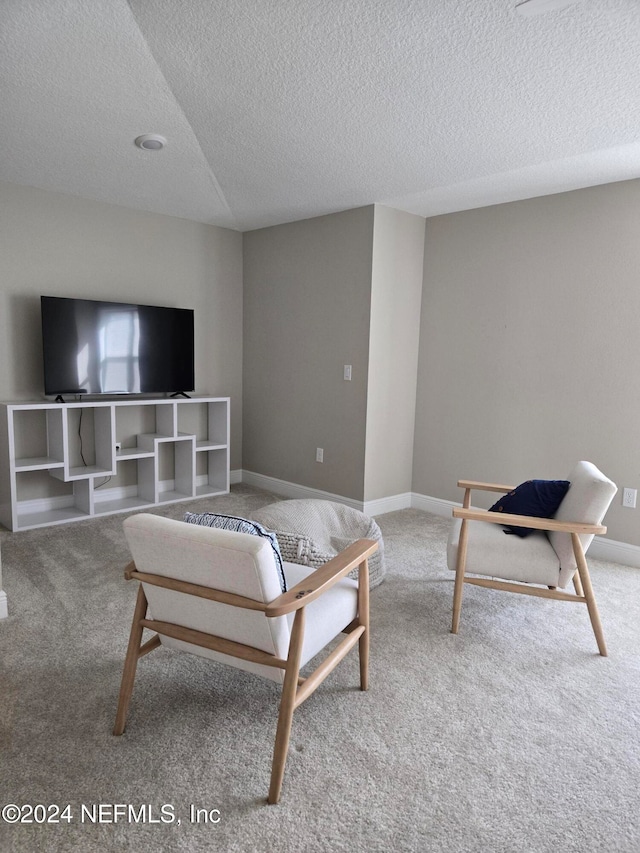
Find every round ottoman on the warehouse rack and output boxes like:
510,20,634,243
251,499,385,588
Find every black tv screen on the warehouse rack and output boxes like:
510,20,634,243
41,296,195,396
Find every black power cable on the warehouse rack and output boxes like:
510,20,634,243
78,408,87,466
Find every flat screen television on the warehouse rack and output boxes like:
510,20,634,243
41,296,195,397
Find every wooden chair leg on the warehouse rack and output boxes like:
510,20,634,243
573,570,584,598
571,533,607,657
113,585,148,736
358,559,370,691
452,518,469,634
268,607,305,805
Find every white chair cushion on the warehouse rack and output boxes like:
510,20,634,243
548,461,617,587
183,511,286,592
448,517,562,587
283,562,358,668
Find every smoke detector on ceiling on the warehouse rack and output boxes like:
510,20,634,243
134,134,166,151
516,0,578,16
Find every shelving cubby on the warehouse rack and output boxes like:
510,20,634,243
0,397,230,531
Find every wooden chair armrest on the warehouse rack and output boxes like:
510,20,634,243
457,479,515,494
452,506,606,535
265,539,378,617
123,560,269,611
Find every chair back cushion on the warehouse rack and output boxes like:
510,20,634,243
548,462,617,587
123,514,291,682
184,511,286,592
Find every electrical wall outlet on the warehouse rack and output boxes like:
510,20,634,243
316,447,324,463
343,364,352,381
622,487,637,508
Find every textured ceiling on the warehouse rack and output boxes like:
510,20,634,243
1,0,639,231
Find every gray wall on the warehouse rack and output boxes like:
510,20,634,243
365,205,424,501
413,179,640,546
243,204,425,505
243,207,375,501
0,182,243,468
5,176,640,547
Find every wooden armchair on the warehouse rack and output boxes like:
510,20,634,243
113,513,377,804
448,461,617,655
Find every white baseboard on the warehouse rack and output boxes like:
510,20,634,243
16,493,77,515
587,536,640,568
363,493,413,516
240,472,409,516
0,589,8,619
230,469,242,485
241,470,365,511
410,490,640,568
410,493,457,518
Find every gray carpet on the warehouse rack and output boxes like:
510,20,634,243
1,485,639,853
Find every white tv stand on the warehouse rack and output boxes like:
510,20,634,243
0,396,229,531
